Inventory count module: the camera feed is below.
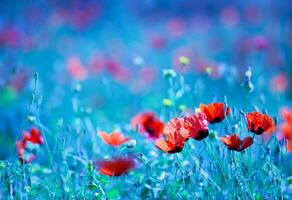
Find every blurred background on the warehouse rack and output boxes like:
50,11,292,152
0,0,291,159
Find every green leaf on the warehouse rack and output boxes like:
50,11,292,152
107,188,120,199
255,194,263,200
0,87,17,106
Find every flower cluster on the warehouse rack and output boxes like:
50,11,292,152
153,102,275,154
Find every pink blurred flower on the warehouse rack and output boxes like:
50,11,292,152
105,59,131,83
220,6,240,27
270,73,288,93
244,5,262,25
89,53,105,74
150,35,167,50
251,35,269,50
167,18,186,38
67,56,88,81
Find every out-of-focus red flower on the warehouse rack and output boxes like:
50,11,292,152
98,131,130,147
181,112,209,140
279,107,292,152
95,158,135,176
131,112,164,139
16,140,26,162
67,56,88,80
251,35,269,50
16,128,43,163
16,140,36,163
246,112,274,135
150,35,167,50
89,54,104,74
270,73,288,93
220,6,240,27
281,107,292,123
139,67,156,83
155,118,185,153
220,134,253,151
0,26,22,48
23,128,44,145
105,59,131,83
199,102,230,124
167,18,186,38
8,70,29,92
244,5,261,25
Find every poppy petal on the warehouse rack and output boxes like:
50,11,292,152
241,137,253,151
96,158,135,176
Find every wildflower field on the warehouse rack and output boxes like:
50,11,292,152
0,1,292,199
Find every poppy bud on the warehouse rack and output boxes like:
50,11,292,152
179,56,190,65
126,140,136,148
27,115,36,123
209,131,217,139
33,72,38,81
163,69,177,79
287,177,292,185
74,83,82,93
87,160,94,173
241,67,254,93
162,98,173,107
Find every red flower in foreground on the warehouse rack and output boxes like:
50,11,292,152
220,134,253,151
280,108,292,152
246,112,274,135
23,128,44,145
131,112,164,139
199,102,230,124
98,131,130,147
181,112,209,140
95,158,135,176
155,118,185,153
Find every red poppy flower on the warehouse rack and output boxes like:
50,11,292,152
95,158,135,176
23,128,44,145
155,118,185,153
246,112,274,135
181,112,209,140
281,107,292,123
220,134,253,151
280,108,292,152
16,128,43,163
199,102,230,124
131,112,164,139
16,140,35,163
16,140,25,160
280,123,292,152
98,131,130,147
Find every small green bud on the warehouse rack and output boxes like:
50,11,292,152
87,160,94,173
163,98,173,107
179,56,190,65
27,115,36,123
178,104,186,111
